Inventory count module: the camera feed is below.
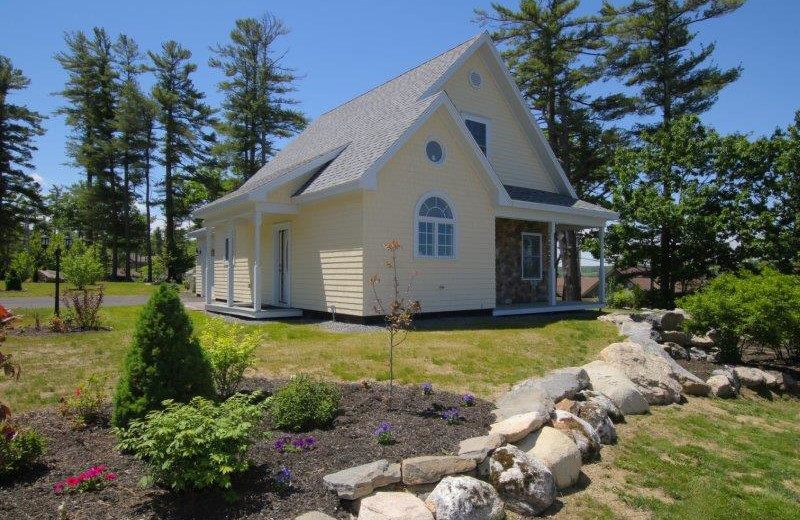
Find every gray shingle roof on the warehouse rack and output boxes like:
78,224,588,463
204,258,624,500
200,34,483,211
504,185,611,213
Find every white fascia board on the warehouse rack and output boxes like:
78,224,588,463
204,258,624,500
292,179,361,204
498,200,617,226
420,32,491,99
193,192,249,219
185,227,207,239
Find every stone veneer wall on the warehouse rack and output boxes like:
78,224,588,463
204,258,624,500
495,218,550,305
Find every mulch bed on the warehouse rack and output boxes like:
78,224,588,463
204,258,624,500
0,379,493,520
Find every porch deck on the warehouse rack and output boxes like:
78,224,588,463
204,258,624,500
492,301,603,317
204,302,303,319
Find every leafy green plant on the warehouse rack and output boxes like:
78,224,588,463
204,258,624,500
199,318,259,398
0,423,46,478
61,288,104,330
4,269,22,291
59,374,108,428
116,394,265,491
9,251,35,282
112,285,214,428
62,243,104,290
267,375,340,432
606,284,636,309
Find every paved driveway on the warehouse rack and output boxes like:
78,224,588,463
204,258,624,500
2,294,202,310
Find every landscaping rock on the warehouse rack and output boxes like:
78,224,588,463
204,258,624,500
401,456,476,485
733,366,771,389
516,426,581,489
296,513,337,520
458,434,504,464
768,371,799,394
551,409,602,463
658,330,692,347
711,366,741,393
707,375,736,398
582,360,650,415
557,399,617,444
690,334,715,350
358,492,434,520
688,347,714,361
663,342,689,360
598,341,684,405
489,411,548,442
651,310,685,332
510,367,590,403
424,476,505,520
492,383,555,423
574,389,625,424
323,459,401,500
488,445,556,516
681,377,711,397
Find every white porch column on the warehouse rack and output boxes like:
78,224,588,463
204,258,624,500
548,221,557,306
204,227,213,305
252,210,262,311
227,221,235,307
598,224,606,305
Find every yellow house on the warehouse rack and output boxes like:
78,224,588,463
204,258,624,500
190,32,617,320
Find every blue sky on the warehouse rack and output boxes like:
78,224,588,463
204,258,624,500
1,0,798,192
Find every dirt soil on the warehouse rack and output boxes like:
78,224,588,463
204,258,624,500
0,379,493,520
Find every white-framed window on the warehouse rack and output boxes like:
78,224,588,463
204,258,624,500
415,193,456,259
462,113,490,156
521,232,543,280
425,138,446,165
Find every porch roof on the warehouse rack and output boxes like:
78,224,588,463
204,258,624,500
504,185,610,214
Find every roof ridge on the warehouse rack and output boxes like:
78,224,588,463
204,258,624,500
316,32,483,119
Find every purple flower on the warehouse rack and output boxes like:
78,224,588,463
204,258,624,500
275,466,292,491
303,436,316,448
421,382,433,395
442,407,462,424
375,422,394,445
375,422,391,435
462,394,476,407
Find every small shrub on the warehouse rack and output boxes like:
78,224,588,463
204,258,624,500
442,407,462,425
62,244,104,290
4,269,22,291
62,288,104,330
606,283,636,309
116,394,265,491
0,423,46,477
273,435,316,453
112,285,214,428
268,375,340,432
53,464,116,493
9,251,35,282
59,374,108,428
421,382,433,395
374,422,394,446
273,466,292,493
462,394,476,407
48,315,74,333
199,318,259,398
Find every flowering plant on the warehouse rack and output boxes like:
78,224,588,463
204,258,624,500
58,374,107,428
421,382,433,395
53,465,116,493
274,466,292,492
462,394,476,407
442,407,462,425
273,435,316,453
374,422,394,445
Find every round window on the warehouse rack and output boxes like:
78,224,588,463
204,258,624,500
426,140,444,164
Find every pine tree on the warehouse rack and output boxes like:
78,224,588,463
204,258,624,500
210,14,307,182
149,41,214,281
476,0,625,300
112,284,214,428
601,0,744,306
0,55,45,274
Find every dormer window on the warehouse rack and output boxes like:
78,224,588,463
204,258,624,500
463,114,489,156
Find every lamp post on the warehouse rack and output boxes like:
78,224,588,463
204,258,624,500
42,234,72,317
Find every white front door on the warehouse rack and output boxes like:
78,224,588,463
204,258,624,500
273,224,291,306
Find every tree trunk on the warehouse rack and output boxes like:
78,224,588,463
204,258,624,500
164,117,176,282
145,145,153,283
123,150,131,281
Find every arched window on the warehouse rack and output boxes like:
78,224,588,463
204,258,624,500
415,194,456,258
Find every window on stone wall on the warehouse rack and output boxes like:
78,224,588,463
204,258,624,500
521,232,542,280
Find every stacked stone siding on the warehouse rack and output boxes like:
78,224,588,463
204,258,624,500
495,218,550,305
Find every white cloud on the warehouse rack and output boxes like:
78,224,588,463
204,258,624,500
31,173,46,188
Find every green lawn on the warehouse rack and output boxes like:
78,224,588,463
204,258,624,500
0,305,621,412
0,281,159,298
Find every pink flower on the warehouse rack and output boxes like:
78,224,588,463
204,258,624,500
53,482,64,493
74,388,81,396
104,473,117,481
66,476,80,487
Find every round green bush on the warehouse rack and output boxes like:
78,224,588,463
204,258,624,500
112,285,215,428
4,269,23,291
268,375,340,432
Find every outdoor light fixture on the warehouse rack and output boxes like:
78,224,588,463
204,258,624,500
41,235,50,248
65,233,73,249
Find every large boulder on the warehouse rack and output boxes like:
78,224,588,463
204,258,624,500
424,476,505,520
582,360,650,415
707,375,736,398
662,342,689,360
574,390,625,424
509,367,590,404
650,310,686,332
489,411,548,443
551,409,602,463
733,366,772,389
599,342,684,404
516,426,581,490
657,331,692,347
458,434,504,476
488,445,556,516
323,459,401,500
690,334,715,350
557,398,617,445
401,456,476,486
711,366,741,393
359,492,433,520
492,384,555,422
768,371,799,394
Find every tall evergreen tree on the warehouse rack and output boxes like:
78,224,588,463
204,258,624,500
476,0,624,300
149,41,214,280
601,0,744,306
210,14,306,183
0,55,45,273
